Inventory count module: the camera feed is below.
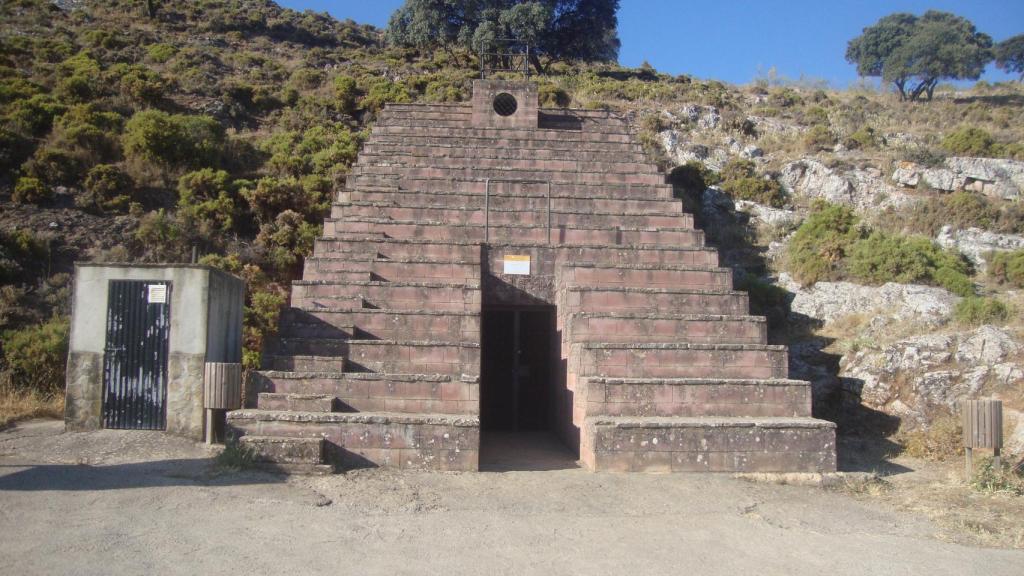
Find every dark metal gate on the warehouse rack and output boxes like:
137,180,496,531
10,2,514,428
102,280,172,430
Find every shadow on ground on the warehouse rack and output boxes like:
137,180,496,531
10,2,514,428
0,459,286,492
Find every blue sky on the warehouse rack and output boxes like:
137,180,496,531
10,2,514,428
279,1,1024,86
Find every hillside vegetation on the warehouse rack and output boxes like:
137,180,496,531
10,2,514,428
2,0,1024,429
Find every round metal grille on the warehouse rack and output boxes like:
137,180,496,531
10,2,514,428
493,93,518,117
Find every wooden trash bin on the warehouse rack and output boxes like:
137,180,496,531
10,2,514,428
204,362,242,444
960,398,1003,478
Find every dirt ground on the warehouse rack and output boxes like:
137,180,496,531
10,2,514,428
2,420,1023,576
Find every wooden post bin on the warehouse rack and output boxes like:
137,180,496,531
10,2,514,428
203,362,242,444
960,398,1003,478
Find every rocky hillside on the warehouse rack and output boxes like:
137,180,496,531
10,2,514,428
2,0,1023,451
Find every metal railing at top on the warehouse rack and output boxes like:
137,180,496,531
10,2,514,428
453,177,551,244
478,39,532,79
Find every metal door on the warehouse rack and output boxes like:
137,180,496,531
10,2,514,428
102,280,172,430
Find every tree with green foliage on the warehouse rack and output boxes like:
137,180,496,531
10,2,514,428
845,11,993,101
995,34,1024,81
122,109,224,169
386,0,620,73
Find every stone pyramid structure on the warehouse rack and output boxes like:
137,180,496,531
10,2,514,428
226,80,836,474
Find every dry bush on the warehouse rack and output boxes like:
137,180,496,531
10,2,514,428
898,412,963,461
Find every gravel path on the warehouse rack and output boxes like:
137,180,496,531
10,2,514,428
1,420,1022,576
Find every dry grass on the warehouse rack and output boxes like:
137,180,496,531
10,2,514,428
0,385,64,430
897,412,964,461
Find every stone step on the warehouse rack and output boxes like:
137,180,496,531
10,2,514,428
368,134,643,155
314,237,483,261
329,204,691,230
350,175,674,199
238,435,326,465
257,393,336,412
362,142,649,164
565,312,766,345
264,338,480,376
372,123,636,144
356,152,661,176
291,280,480,311
262,354,345,373
249,371,478,414
311,237,718,268
351,164,666,186
558,285,749,315
571,342,788,380
558,263,731,290
329,218,704,248
226,410,480,471
581,377,812,418
280,307,480,341
335,192,684,215
581,416,836,473
302,256,480,283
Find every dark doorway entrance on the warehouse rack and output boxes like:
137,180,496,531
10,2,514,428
480,307,556,431
480,306,577,470
102,280,172,430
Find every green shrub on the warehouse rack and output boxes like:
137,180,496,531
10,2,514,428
844,127,880,150
133,209,187,262
0,128,32,174
78,164,133,213
54,53,103,103
942,127,996,156
538,83,571,107
1,316,69,396
718,158,786,207
123,110,224,169
331,74,357,114
243,287,287,370
255,210,320,272
12,177,51,204
0,229,50,283
146,43,178,63
52,104,124,161
3,94,66,136
260,123,361,183
988,250,1024,287
847,232,973,295
786,202,862,285
241,175,330,225
887,191,1023,237
970,456,1024,496
954,297,1010,326
176,168,240,239
803,124,835,152
109,64,166,105
22,145,87,186
358,76,411,114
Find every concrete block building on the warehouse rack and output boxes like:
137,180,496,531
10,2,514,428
65,264,244,440
226,80,836,473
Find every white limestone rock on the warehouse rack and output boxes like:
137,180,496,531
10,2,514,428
779,158,914,211
935,225,1024,271
839,325,1023,421
891,157,1024,200
778,273,958,327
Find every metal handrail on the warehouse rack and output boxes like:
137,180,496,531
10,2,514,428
453,177,551,244
478,39,531,79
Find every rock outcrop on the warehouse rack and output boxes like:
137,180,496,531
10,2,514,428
778,273,958,327
891,157,1024,200
840,325,1022,423
779,159,914,211
935,225,1024,271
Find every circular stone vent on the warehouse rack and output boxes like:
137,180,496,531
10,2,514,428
493,93,518,116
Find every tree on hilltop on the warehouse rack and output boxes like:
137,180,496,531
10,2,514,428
385,0,620,73
845,11,993,101
995,34,1024,81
